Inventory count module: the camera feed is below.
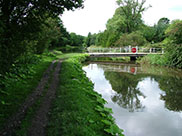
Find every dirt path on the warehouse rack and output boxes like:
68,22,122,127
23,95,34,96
28,61,61,136
0,60,62,136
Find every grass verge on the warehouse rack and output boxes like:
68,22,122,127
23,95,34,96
137,54,168,66
88,57,130,63
47,54,124,136
0,53,56,130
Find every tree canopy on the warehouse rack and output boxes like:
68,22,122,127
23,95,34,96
93,0,150,47
0,0,84,75
165,20,182,44
116,0,150,33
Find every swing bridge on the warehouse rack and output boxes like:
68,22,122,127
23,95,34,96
88,46,164,60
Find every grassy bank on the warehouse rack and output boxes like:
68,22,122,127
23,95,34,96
47,54,124,136
88,57,130,63
0,53,59,130
139,45,182,69
138,54,168,66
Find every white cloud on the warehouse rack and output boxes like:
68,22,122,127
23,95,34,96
61,0,118,36
143,0,182,25
61,0,182,36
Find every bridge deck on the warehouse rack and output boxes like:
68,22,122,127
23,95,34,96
89,53,162,57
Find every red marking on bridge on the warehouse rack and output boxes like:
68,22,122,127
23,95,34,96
132,48,136,53
130,67,136,73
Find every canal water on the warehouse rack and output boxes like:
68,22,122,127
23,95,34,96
83,62,182,136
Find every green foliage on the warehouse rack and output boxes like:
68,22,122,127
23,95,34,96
104,124,124,136
70,32,85,46
0,54,41,88
141,19,182,68
96,30,120,47
33,17,62,54
47,55,124,136
59,45,85,53
84,32,99,47
165,44,182,68
0,0,84,75
140,54,168,66
116,0,150,33
116,31,147,46
140,44,182,68
0,53,56,129
85,32,92,46
95,0,150,47
140,25,156,43
139,18,170,43
153,17,170,43
165,20,182,44
106,7,126,33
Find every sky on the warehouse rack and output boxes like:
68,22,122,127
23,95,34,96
61,0,182,36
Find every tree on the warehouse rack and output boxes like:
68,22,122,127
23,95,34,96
85,32,92,47
140,25,156,43
116,0,151,33
106,7,127,34
153,17,170,42
0,0,84,75
70,32,85,46
57,21,71,47
94,0,150,47
165,20,182,44
36,17,64,54
116,31,147,47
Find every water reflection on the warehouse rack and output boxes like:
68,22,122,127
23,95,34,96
83,63,182,136
155,76,182,112
105,72,146,112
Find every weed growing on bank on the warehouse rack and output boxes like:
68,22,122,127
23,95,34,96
0,53,56,130
47,54,124,136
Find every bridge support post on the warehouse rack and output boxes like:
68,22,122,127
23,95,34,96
130,56,137,61
136,46,138,53
129,45,131,53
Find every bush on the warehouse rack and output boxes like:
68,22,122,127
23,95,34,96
140,54,168,66
165,44,182,68
116,31,147,47
59,45,85,53
165,20,182,44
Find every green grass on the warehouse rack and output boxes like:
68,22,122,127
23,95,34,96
56,53,88,60
0,52,124,135
88,57,130,63
14,61,56,136
47,55,124,136
0,51,87,131
0,54,56,130
138,54,168,66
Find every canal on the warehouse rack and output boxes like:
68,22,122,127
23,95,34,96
83,62,182,136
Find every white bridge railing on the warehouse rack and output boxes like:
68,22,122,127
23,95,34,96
88,46,164,54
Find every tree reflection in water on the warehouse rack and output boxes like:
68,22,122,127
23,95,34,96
104,71,146,112
154,76,182,112
103,64,182,112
